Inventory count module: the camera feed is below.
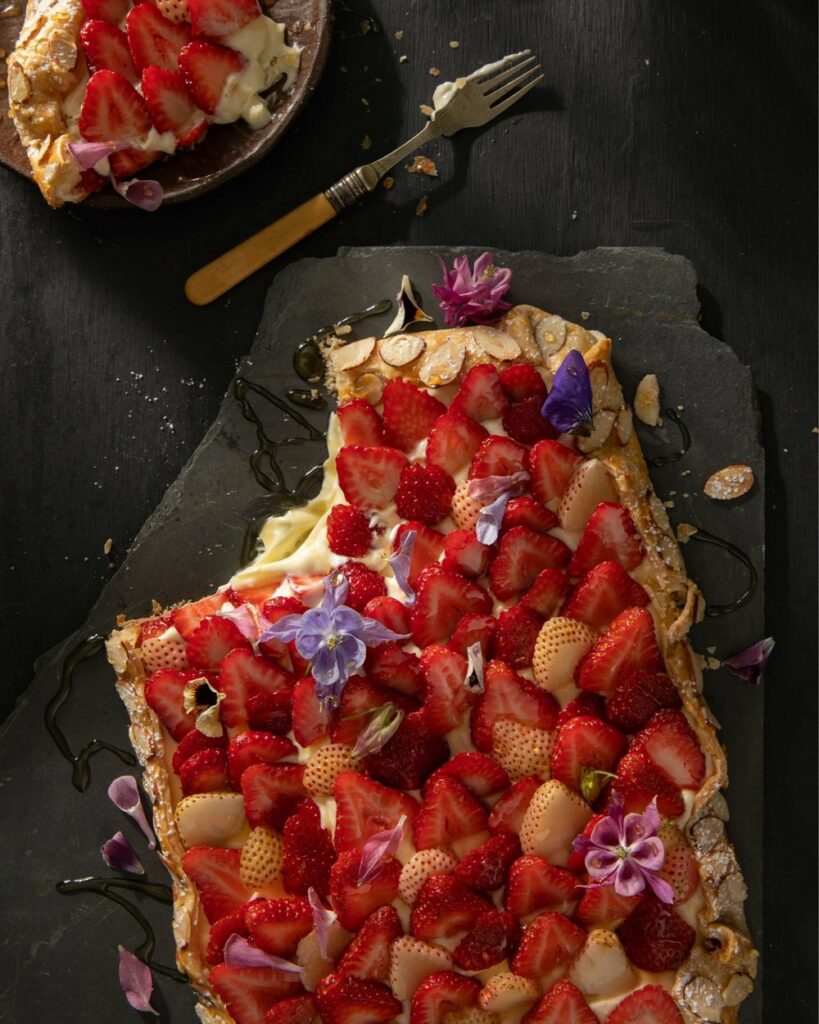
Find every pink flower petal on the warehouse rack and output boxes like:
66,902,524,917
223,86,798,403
613,859,648,898
108,776,155,849
111,177,164,212
358,815,406,885
467,471,530,504
629,837,665,872
723,636,774,685
585,848,621,881
645,871,676,905
590,815,623,850
219,603,272,643
117,946,158,1015
69,140,126,170
101,831,144,874
223,935,303,972
307,887,337,960
351,703,404,759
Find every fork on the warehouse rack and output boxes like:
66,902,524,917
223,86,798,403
185,50,543,305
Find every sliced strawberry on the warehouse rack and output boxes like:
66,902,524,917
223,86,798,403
333,772,419,852
329,849,401,930
441,529,492,578
564,560,649,631
362,597,411,636
80,21,137,81
606,670,682,733
336,905,402,981
505,856,579,919
410,971,481,1024
78,71,152,165
393,520,445,586
576,607,663,697
219,648,292,728
366,643,423,696
493,605,543,667
448,612,497,659
426,409,488,475
337,560,387,610
327,504,374,557
180,747,230,794
411,569,492,647
454,834,520,892
263,996,317,1024
606,986,685,1024
412,774,488,851
315,974,401,1024
634,708,706,789
291,676,332,746
126,3,191,75
171,592,225,639
522,979,598,1024
410,875,493,941
395,462,455,525
182,846,247,922
614,748,686,817
528,440,584,505
656,822,699,905
188,0,260,37
521,567,572,618
503,396,558,444
209,964,304,1024
206,905,251,964
172,726,227,774
502,495,559,535
227,731,296,788
471,659,559,752
144,668,200,740
453,909,521,970
511,911,586,981
574,886,643,929
568,502,644,577
187,615,248,672
382,378,447,452
556,692,605,728
550,716,626,792
178,39,244,114
240,763,306,830
82,0,129,24
487,775,541,835
141,65,206,145
420,645,474,734
499,363,548,401
490,526,571,600
281,799,335,899
336,399,385,447
428,751,510,798
450,364,509,421
617,895,695,972
469,434,529,479
363,709,448,791
336,444,408,510
245,896,312,956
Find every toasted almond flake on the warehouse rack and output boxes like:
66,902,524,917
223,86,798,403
394,29,404,39
335,324,352,336
470,326,521,361
418,337,466,386
406,155,438,177
449,40,460,48
361,135,372,150
429,66,440,76
704,464,755,500
580,310,590,320
332,336,376,371
615,406,633,444
419,103,433,116
103,537,113,555
415,195,429,217
634,373,661,425
379,333,425,367
399,54,408,63
534,313,567,356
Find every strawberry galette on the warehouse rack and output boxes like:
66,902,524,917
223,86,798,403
6,0,300,207
107,300,758,1024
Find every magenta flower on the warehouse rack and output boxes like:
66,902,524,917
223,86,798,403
541,349,594,436
723,636,774,685
432,252,512,327
572,792,674,903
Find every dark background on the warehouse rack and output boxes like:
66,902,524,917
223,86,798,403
1,0,816,1020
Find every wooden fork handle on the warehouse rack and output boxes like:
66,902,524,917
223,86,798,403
185,193,337,306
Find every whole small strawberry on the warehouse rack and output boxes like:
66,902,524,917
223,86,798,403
327,504,374,557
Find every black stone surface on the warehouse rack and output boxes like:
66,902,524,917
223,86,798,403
0,246,765,1023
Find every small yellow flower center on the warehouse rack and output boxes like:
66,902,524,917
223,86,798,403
326,634,341,650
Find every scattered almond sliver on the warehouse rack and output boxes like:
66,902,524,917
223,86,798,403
703,464,755,500
634,373,661,426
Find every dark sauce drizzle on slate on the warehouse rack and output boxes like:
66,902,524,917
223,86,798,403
647,407,691,467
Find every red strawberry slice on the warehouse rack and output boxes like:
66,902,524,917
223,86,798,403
182,846,247,922
574,886,643,929
569,502,644,577
337,399,385,446
511,911,586,981
240,763,306,830
126,3,191,75
471,659,559,752
453,908,521,970
606,670,682,733
336,444,408,510
144,668,200,740
188,0,260,37
282,799,335,899
171,592,225,639
487,775,541,836
141,66,206,146
393,521,445,586
503,397,558,444
333,772,419,853
617,895,695,972
635,708,706,789
489,526,571,600
499,363,548,401
80,21,137,81
550,716,627,792
219,649,292,729
82,0,129,23
78,71,155,178
450,364,509,421
382,378,447,451
411,568,492,646
521,567,572,618
493,605,543,667
523,979,598,1024
226,731,296,788
426,409,488,475
363,597,411,636
606,986,685,1024
316,974,401,1024
412,774,488,851
441,529,492,578
291,676,332,746
395,462,455,525
138,614,174,645
556,692,605,728
329,849,402,930
614,748,686,818
186,615,248,673
327,504,374,557
263,996,317,1024
428,751,510,798
172,727,227,774
448,612,497,659
366,643,423,696
505,856,579,919
206,904,254,964
454,834,520,892
245,896,312,956
528,440,583,505
420,645,475,734
656,823,699,905
337,905,402,981
180,747,230,794
566,813,605,872
178,39,244,114
410,875,493,941
410,971,481,1024
209,964,304,1024
502,495,559,535
576,607,663,697
564,560,649,631
469,434,529,479
363,709,448,791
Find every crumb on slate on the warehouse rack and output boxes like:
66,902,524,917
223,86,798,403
704,464,755,501
580,311,590,320
394,29,404,40
416,195,429,217
382,176,395,189
429,66,440,77
406,155,438,177
419,103,434,117
103,537,113,555
449,40,460,48
361,135,372,150
335,324,353,336
399,54,408,63
676,522,698,543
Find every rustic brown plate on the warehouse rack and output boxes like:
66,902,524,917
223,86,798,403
0,0,331,207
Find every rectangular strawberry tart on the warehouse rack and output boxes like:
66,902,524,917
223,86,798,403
106,278,758,1024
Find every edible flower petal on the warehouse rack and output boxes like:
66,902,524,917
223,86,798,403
475,492,510,546
219,602,273,644
307,887,338,960
384,274,434,336
111,176,164,212
572,792,674,904
352,702,404,759
68,140,126,170
117,946,158,1015
388,529,416,604
223,935,303,972
541,349,594,436
723,636,774,685
182,677,226,738
465,642,485,693
468,471,530,545
432,252,512,327
358,815,407,885
101,831,144,875
108,776,156,849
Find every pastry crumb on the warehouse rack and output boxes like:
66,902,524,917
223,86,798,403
677,404,685,411
406,155,438,177
361,135,372,150
707,646,717,654
394,29,404,40
571,209,578,220
361,97,370,106
415,195,429,217
399,54,408,63
429,66,441,77
580,311,590,320
335,324,353,336
663,500,675,509
382,176,395,190
812,427,819,434
419,103,434,117
449,40,460,48
676,522,698,543
705,656,722,671
103,537,113,555
704,464,754,501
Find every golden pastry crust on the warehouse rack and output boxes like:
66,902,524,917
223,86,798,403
108,305,757,1024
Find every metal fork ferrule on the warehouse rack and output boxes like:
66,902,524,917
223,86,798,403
324,168,375,212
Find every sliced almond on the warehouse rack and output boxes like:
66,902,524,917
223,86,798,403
576,409,617,453
332,336,376,372
534,314,567,356
634,373,661,425
349,371,384,404
379,333,425,367
704,464,755,500
588,360,623,412
615,406,633,445
470,326,521,361
418,336,466,386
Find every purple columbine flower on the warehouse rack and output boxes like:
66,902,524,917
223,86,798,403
260,574,408,709
541,349,594,436
571,792,674,904
432,252,512,327
722,636,774,685
468,470,530,545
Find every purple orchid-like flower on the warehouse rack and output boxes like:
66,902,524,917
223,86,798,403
541,349,594,436
117,947,158,1015
432,252,512,327
468,470,530,545
260,574,407,709
572,792,674,904
388,529,416,604
722,636,774,685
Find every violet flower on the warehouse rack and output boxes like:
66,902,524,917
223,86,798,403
541,349,594,436
108,776,155,849
432,252,512,327
572,792,674,904
468,470,530,545
117,947,158,1015
101,831,144,875
388,529,417,604
224,935,303,973
307,887,337,960
723,636,774,685
261,574,407,709
358,815,407,884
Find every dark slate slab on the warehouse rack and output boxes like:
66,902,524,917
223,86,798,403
0,246,763,1023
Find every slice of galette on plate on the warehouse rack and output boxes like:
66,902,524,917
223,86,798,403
107,269,758,1024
